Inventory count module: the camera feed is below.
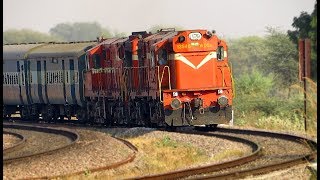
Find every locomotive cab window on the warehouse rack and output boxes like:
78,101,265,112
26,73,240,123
217,46,224,61
158,49,168,65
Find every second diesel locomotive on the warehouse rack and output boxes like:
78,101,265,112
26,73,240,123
3,29,234,127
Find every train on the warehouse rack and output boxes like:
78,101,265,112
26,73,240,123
3,28,234,128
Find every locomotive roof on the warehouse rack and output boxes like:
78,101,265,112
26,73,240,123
27,41,96,58
3,43,44,60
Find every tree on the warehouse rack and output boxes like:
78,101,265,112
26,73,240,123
49,22,114,41
309,3,317,80
3,29,61,44
287,2,317,81
287,11,312,44
228,36,266,77
263,27,298,86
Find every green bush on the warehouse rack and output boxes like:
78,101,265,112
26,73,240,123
235,69,274,97
232,69,314,134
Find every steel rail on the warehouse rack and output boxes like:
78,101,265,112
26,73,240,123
25,136,138,180
130,131,262,180
3,120,316,179
3,123,80,164
3,130,27,155
187,127,317,179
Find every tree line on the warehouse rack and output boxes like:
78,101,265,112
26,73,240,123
3,2,317,82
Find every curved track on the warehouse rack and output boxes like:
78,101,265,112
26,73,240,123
3,121,139,180
3,120,317,179
3,130,26,155
3,123,80,164
35,136,139,180
181,127,317,179
133,131,262,180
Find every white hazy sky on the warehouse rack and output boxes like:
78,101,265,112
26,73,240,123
3,0,316,38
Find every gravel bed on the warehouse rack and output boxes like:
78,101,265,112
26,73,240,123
68,127,254,179
3,128,133,179
4,124,312,179
240,163,314,180
3,133,22,150
184,128,314,179
3,128,72,159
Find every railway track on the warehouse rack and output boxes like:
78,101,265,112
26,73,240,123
183,127,317,179
3,123,79,164
3,130,26,155
3,120,317,179
3,121,139,179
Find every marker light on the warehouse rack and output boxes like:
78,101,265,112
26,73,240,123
170,98,181,109
218,95,228,107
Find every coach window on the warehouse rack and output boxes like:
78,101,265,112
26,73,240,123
66,71,69,84
10,74,13,85
50,72,52,84
14,74,17,84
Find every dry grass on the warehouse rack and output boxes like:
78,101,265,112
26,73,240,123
69,131,250,180
290,78,317,136
211,149,245,161
127,135,209,174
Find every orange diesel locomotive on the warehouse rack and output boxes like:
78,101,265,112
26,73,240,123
83,29,234,127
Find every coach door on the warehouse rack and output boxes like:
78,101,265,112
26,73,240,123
19,60,30,105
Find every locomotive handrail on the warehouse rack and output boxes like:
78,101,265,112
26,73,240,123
157,65,171,102
229,62,236,98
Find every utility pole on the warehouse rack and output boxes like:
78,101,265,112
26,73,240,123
298,39,311,132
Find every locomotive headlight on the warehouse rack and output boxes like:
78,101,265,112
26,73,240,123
178,35,185,43
218,95,228,107
170,98,181,109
